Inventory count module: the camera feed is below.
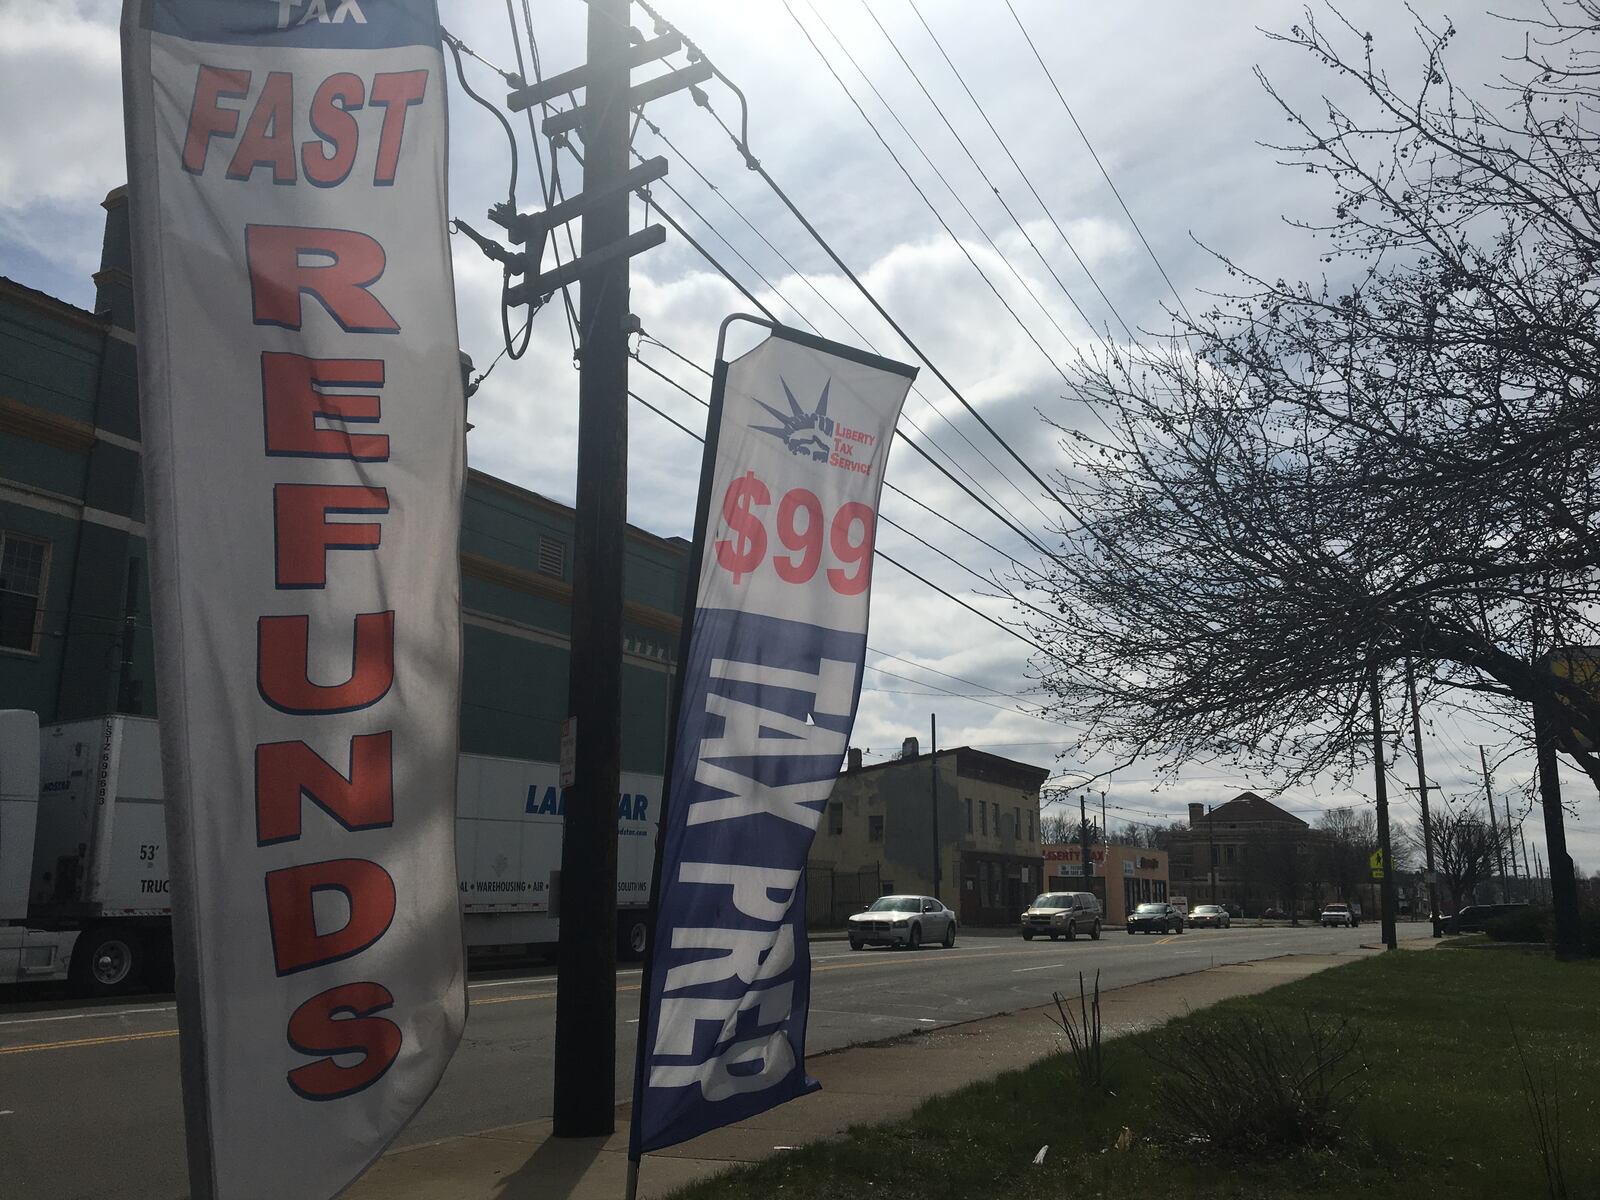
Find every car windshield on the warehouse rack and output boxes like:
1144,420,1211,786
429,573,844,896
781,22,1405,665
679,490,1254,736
1135,904,1165,914
1195,905,1223,914
1032,895,1072,909
1325,904,1349,911
867,896,921,913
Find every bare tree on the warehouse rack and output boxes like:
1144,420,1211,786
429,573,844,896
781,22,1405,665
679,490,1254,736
1434,804,1505,911
1039,813,1103,847
1027,4,1600,795
1315,809,1377,906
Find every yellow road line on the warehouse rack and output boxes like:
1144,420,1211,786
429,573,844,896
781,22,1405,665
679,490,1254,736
0,1028,178,1057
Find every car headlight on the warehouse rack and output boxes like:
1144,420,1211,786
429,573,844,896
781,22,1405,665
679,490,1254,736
892,918,909,926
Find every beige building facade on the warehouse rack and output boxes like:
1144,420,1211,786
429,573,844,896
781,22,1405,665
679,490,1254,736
1042,843,1170,926
809,741,1046,926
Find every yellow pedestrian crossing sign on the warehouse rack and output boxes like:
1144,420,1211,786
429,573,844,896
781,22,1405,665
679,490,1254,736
1370,848,1385,880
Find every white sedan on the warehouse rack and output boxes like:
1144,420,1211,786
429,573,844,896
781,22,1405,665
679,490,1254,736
847,895,957,950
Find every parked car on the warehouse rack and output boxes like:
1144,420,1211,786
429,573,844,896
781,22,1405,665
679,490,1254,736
1127,902,1186,934
1261,907,1289,920
848,895,957,950
1188,904,1231,929
1020,891,1103,941
1320,903,1359,928
1445,902,1530,934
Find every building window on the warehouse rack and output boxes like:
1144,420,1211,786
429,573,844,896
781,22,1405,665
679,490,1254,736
1027,811,1034,842
881,880,895,895
536,535,565,579
1014,806,1021,839
0,533,49,654
828,803,843,835
868,814,884,843
980,802,988,836
1224,844,1236,864
965,797,973,834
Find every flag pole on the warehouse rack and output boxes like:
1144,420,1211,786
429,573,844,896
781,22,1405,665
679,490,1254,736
625,314,763,1198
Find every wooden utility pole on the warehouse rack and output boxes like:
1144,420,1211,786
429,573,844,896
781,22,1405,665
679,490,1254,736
929,715,941,900
554,0,631,1137
1079,791,1092,880
1405,661,1441,936
1368,664,1398,950
1478,745,1509,902
1207,805,1216,903
1533,700,1583,958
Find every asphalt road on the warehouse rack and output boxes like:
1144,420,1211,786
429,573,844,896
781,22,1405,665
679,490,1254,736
0,923,1377,1199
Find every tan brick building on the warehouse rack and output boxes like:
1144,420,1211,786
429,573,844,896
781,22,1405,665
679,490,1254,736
808,741,1045,927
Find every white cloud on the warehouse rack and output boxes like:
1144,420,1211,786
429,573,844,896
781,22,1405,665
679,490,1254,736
0,2,123,211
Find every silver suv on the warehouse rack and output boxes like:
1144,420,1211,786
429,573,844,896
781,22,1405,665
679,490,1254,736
1020,891,1103,941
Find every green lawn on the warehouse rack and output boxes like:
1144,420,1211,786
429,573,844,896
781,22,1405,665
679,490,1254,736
668,945,1600,1199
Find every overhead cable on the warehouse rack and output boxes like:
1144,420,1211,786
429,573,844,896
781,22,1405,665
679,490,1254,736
1003,0,1194,323
898,0,1137,340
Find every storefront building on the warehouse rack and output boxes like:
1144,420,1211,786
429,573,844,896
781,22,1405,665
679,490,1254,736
1042,843,1170,926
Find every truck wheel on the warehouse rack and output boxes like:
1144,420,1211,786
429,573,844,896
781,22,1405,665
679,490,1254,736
1065,922,1077,942
618,918,649,962
1090,921,1102,941
70,926,143,997
1022,930,1034,941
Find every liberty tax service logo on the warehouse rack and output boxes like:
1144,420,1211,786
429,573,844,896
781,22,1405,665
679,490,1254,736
749,377,881,478
751,377,834,463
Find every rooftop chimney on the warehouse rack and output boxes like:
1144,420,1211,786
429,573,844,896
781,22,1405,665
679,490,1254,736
847,747,863,773
901,736,919,759
1188,802,1205,828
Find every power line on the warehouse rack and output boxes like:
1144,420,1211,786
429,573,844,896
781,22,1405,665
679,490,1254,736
782,0,1084,395
626,4,1084,533
803,0,1094,353
638,112,1058,533
898,0,1136,340
1003,0,1193,324
505,0,580,353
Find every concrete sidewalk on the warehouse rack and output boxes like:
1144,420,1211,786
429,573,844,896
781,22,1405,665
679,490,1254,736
351,939,1424,1200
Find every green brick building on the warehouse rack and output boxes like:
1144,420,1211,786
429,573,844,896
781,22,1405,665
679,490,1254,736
0,189,689,775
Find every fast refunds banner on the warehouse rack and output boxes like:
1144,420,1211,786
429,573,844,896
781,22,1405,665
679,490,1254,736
121,2,466,1195
631,318,915,1154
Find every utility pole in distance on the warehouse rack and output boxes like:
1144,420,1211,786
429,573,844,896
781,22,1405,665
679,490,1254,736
1478,745,1509,902
1079,792,1091,881
1367,664,1398,951
1404,661,1441,937
554,0,632,1138
929,714,940,900
1208,805,1216,903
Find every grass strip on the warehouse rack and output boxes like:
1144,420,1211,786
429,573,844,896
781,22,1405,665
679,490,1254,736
668,945,1600,1199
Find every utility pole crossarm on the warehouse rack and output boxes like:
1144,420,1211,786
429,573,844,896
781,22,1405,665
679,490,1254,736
542,59,715,138
505,32,685,111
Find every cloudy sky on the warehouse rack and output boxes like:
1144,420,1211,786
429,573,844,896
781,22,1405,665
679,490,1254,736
3,0,1594,874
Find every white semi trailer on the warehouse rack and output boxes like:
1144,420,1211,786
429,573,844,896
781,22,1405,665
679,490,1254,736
0,711,659,995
